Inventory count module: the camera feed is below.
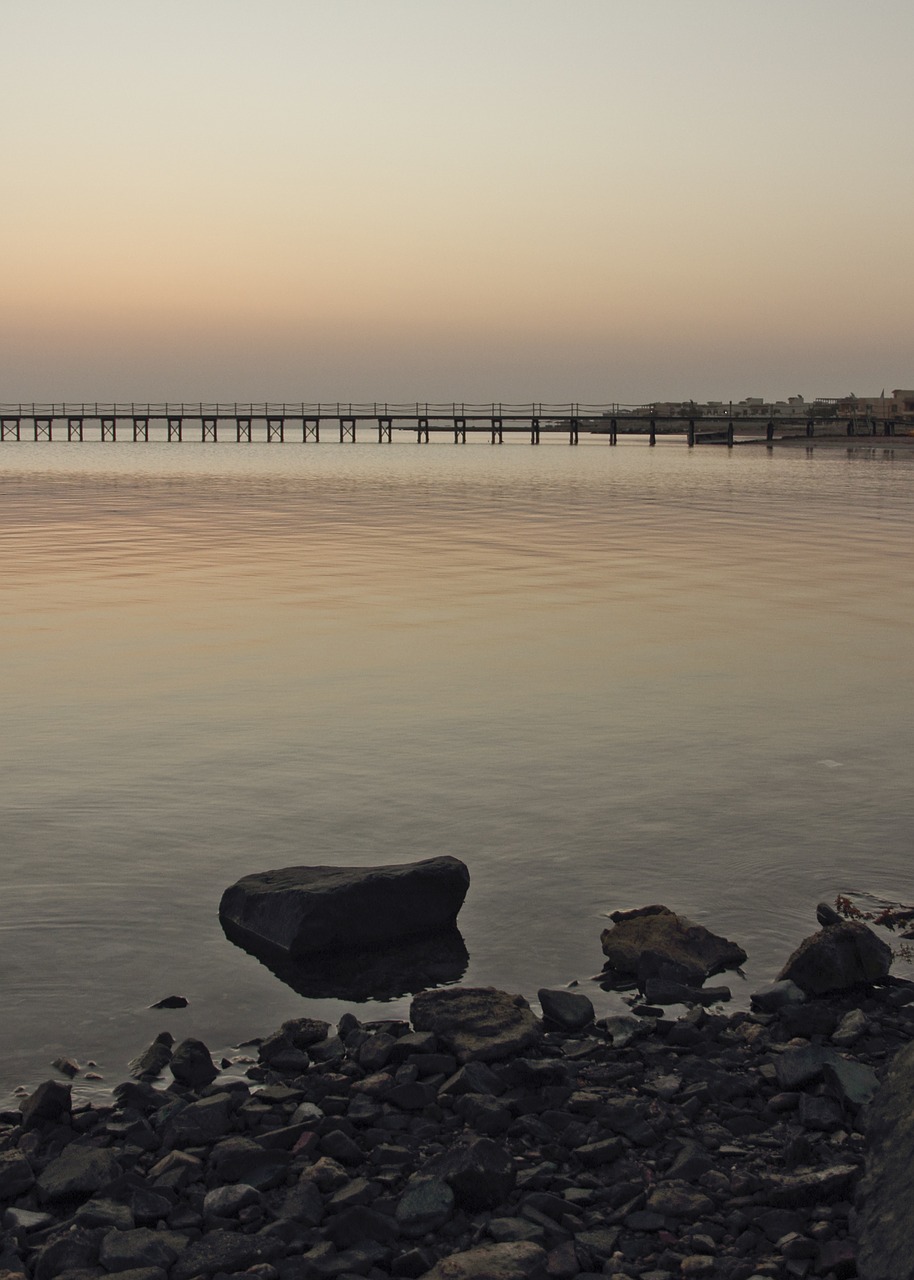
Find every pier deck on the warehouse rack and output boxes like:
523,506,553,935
0,403,900,446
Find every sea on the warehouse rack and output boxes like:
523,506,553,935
2,434,913,1105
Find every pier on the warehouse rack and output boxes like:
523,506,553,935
0,403,901,446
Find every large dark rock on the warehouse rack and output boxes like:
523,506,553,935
777,918,892,995
219,856,470,958
857,1040,914,1279
600,904,747,983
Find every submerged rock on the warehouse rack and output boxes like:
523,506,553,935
600,904,747,983
219,856,470,958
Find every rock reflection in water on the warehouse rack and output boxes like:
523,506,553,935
221,919,469,1002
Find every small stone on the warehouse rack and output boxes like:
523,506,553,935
831,1007,867,1046
52,1056,80,1077
750,979,806,1012
169,1037,218,1087
203,1183,262,1219
537,989,595,1032
149,995,188,1009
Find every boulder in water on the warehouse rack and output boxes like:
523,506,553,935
777,918,892,996
219,856,469,958
600,904,747,984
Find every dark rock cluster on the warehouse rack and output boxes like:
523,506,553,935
3,970,912,1280
1,903,910,1280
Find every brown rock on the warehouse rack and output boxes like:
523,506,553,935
600,905,746,981
410,987,542,1063
420,1242,548,1280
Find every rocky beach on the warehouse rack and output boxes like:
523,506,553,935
2,903,912,1280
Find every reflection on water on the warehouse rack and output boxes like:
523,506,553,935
1,440,914,1101
221,919,469,1002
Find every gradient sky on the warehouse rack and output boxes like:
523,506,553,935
3,0,913,404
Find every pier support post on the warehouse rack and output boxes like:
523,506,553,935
687,418,695,447
339,417,356,443
884,419,894,436
1,416,21,441
101,417,116,441
235,417,252,442
610,417,617,445
34,417,52,441
727,422,734,447
649,417,656,446
267,416,285,443
377,417,392,443
132,416,149,442
167,416,183,443
202,417,218,442
490,417,503,444
453,417,466,444
806,419,814,438
766,420,775,442
67,417,84,442
416,417,430,443
530,417,540,445
568,417,579,445
303,418,320,442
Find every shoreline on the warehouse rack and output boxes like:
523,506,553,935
2,958,909,1279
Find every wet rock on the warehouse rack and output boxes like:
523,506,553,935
19,1079,72,1132
169,1037,218,1088
857,1039,914,1280
536,989,594,1032
410,987,542,1063
219,856,470,957
51,1056,80,1078
600,905,747,983
777,919,892,995
421,1242,549,1280
149,995,188,1009
128,1033,174,1079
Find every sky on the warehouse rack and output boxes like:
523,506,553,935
2,0,913,405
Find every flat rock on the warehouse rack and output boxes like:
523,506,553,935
219,855,470,957
36,1146,123,1203
170,1228,283,1280
600,905,747,982
423,1137,517,1210
777,918,892,995
421,1242,549,1280
410,986,542,1063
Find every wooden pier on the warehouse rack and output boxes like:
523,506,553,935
0,403,901,447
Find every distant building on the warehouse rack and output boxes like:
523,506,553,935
834,390,914,422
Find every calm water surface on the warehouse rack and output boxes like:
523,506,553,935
2,438,913,1102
